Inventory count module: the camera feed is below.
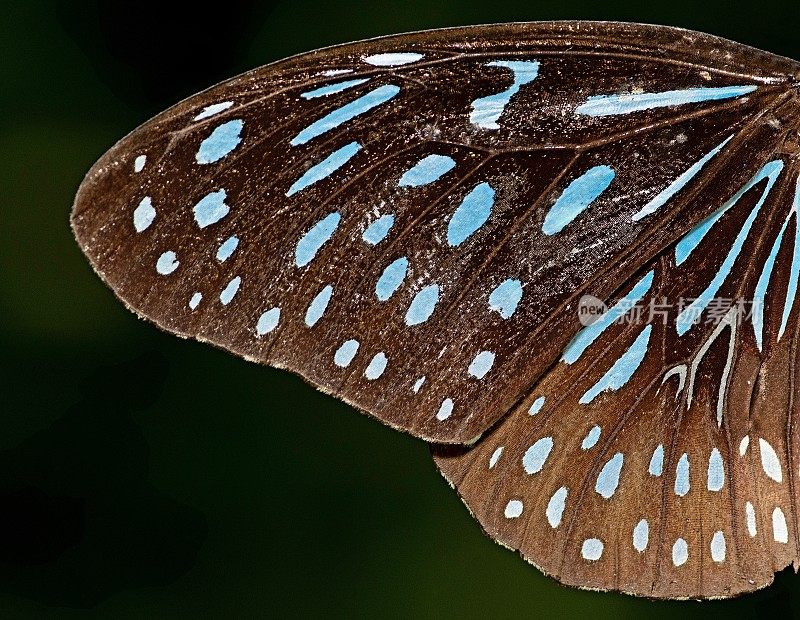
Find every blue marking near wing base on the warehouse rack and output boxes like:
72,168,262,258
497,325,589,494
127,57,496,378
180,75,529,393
196,119,243,164
542,165,615,235
256,308,281,335
189,292,202,310
469,60,540,129
779,179,800,339
447,182,495,246
286,142,361,196
194,189,230,228
290,85,400,146
405,284,439,326
673,160,782,264
595,453,624,498
753,215,790,350
220,276,241,305
362,214,394,244
579,325,651,404
632,135,734,221
301,78,369,99
488,279,522,319
376,257,408,301
295,212,341,268
563,271,654,364
305,285,333,327
399,154,456,187
216,236,239,262
676,161,784,335
576,85,757,116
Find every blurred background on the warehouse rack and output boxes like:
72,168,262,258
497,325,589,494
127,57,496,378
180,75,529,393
3,1,800,617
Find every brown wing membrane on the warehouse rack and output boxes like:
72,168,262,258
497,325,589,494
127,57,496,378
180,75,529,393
71,22,800,447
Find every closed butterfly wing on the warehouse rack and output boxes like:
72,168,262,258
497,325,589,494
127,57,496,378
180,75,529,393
71,21,800,454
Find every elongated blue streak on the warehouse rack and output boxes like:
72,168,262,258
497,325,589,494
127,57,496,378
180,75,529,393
291,85,400,145
576,85,757,116
580,325,652,404
676,160,784,335
632,135,734,221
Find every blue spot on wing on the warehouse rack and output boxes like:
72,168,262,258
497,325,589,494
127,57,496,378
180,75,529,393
675,453,690,496
295,212,341,268
563,271,654,364
220,276,241,305
595,453,624,498
470,60,540,129
399,154,456,187
290,85,400,146
447,182,495,246
156,251,179,275
375,257,408,301
256,308,281,335
306,285,333,327
133,197,156,232
406,284,439,326
196,119,243,164
522,437,553,474
334,339,360,367
362,214,394,245
576,85,757,116
488,279,522,319
216,236,239,262
579,325,651,404
194,101,233,121
542,165,615,235
707,448,724,491
467,351,495,379
286,142,361,197
301,78,370,99
649,444,664,477
194,189,230,228
676,161,784,335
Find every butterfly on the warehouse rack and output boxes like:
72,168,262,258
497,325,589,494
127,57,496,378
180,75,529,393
71,20,800,599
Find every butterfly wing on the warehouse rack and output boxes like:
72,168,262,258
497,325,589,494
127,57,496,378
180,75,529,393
71,21,800,447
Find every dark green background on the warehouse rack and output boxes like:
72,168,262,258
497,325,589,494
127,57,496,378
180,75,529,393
3,1,800,617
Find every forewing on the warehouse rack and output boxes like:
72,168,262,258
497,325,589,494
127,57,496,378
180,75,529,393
71,22,800,443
